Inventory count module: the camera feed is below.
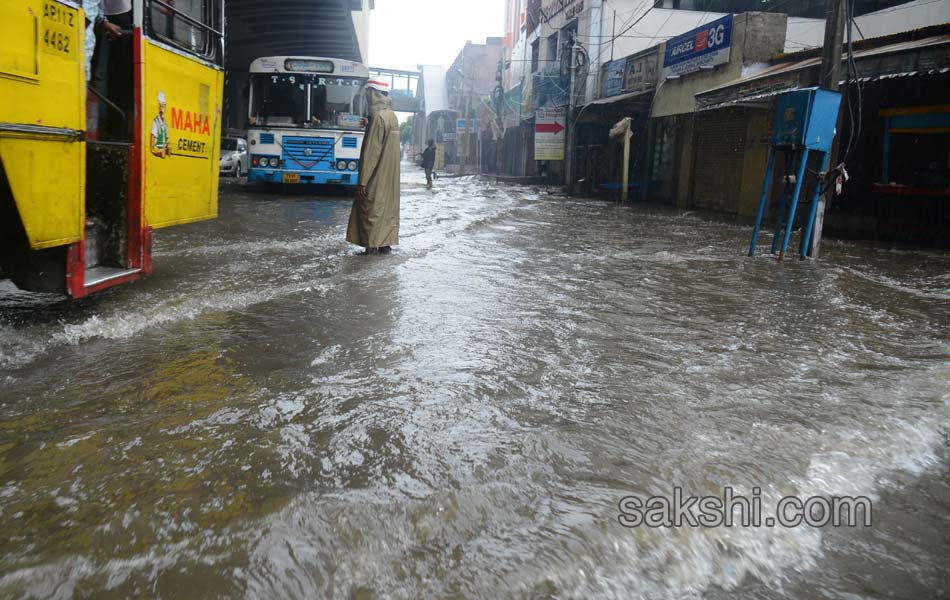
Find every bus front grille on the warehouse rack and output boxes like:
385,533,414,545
283,137,334,169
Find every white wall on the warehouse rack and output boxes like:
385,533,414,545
351,0,372,64
420,65,449,115
785,17,825,52
785,0,950,52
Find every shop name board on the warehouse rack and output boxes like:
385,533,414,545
542,0,584,20
605,60,625,97
662,14,733,78
602,49,658,98
624,51,657,92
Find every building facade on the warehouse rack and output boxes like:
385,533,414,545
496,0,950,244
447,38,505,173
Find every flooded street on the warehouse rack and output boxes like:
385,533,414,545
1,166,949,599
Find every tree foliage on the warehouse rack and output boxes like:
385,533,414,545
399,115,413,145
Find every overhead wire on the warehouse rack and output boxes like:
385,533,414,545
843,0,863,164
577,0,656,104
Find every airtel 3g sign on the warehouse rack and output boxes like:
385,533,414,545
662,14,733,78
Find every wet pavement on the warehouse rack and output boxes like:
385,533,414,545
1,166,949,599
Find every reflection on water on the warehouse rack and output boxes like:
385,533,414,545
1,172,949,598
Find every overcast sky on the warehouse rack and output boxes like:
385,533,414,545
368,0,506,72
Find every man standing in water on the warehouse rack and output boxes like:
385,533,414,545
347,80,400,255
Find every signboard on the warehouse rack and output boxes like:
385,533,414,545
662,14,733,78
542,0,584,20
624,50,658,93
605,60,626,97
534,105,566,161
455,118,480,132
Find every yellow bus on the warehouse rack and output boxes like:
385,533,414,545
0,0,224,298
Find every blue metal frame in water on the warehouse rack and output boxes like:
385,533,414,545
749,88,842,261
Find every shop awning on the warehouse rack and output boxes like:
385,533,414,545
584,88,655,107
696,33,950,110
577,89,655,124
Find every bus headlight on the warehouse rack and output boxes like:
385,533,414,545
347,161,357,171
268,157,279,168
336,160,347,170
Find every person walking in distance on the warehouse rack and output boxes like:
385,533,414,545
347,79,400,255
420,139,436,189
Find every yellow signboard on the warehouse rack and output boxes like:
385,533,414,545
142,39,222,229
435,143,445,171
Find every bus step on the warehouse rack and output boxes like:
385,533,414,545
84,266,141,288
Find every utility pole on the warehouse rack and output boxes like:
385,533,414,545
495,59,504,174
460,93,471,176
809,0,846,259
564,33,578,193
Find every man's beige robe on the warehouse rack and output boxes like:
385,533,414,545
346,92,400,248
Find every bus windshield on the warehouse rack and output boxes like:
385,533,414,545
249,73,367,129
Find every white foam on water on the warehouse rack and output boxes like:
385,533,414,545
556,367,950,598
310,344,342,367
0,281,328,371
0,324,51,370
0,557,96,600
840,265,950,301
232,367,949,599
157,232,339,259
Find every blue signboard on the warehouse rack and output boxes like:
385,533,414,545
662,14,733,78
605,59,626,97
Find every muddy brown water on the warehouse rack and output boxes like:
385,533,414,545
1,167,948,598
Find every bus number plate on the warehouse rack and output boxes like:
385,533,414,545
283,173,300,184
42,2,76,58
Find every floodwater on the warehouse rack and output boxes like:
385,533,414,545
1,166,948,599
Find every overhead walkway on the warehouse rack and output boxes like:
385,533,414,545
368,68,421,113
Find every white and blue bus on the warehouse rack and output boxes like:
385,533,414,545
247,56,369,186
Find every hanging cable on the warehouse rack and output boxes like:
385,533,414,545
837,0,863,168
846,0,863,161
819,0,863,196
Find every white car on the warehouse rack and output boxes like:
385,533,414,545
219,137,248,177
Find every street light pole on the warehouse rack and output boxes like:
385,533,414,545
565,32,578,193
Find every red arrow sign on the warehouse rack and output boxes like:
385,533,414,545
536,121,565,135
